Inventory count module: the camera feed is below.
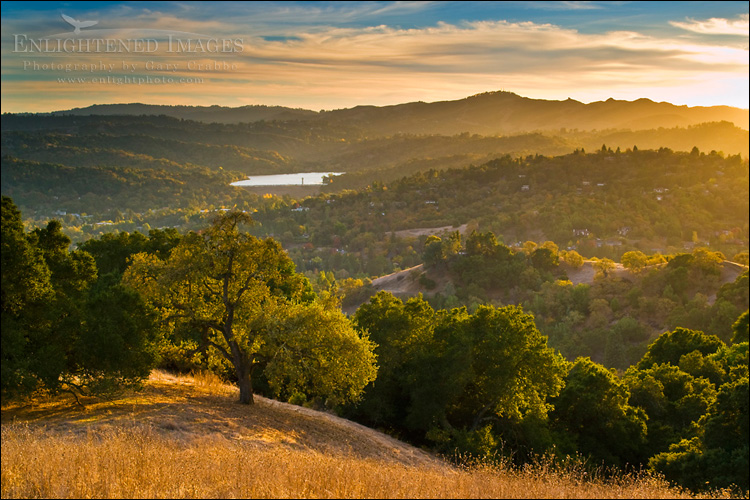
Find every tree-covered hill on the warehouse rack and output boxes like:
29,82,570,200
1,131,295,175
48,102,319,123
0,156,248,216
27,90,749,134
278,148,749,263
323,91,749,135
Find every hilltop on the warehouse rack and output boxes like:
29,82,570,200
0,371,729,499
0,370,437,469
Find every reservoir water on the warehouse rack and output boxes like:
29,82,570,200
231,172,343,187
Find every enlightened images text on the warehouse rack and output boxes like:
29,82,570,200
13,35,244,53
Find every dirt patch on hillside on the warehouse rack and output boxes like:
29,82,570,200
565,261,628,285
371,264,453,297
369,260,746,302
372,264,425,295
719,261,747,285
393,224,469,239
373,260,630,297
707,261,749,304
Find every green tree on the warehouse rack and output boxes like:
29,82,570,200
708,342,748,383
731,310,749,344
350,292,435,429
465,230,499,257
621,251,648,273
125,211,376,405
637,327,725,370
261,300,378,407
551,357,647,467
530,247,559,273
79,228,181,277
413,304,566,456
75,274,161,394
650,377,749,492
349,295,565,457
443,230,462,259
456,305,566,424
422,235,444,269
560,249,584,269
691,247,724,274
593,257,616,279
625,363,716,459
732,251,749,266
1,196,53,397
2,197,157,401
49,220,164,394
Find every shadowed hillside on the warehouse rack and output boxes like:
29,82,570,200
33,91,749,135
325,92,749,135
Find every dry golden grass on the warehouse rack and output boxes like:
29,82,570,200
0,371,739,499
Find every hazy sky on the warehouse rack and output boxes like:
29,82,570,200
1,1,748,112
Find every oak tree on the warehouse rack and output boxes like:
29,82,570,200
124,211,376,404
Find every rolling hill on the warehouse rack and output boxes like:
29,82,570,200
325,91,750,135
36,91,749,135
0,370,723,499
48,103,319,124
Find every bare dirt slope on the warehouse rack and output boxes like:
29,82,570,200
0,371,444,470
708,261,749,304
719,261,747,286
372,264,429,295
370,260,746,301
565,260,628,285
372,260,624,294
393,224,469,239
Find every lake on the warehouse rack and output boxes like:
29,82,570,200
231,172,343,187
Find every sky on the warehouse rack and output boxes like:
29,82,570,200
1,1,748,112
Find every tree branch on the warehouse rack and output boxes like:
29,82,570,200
471,403,495,432
223,250,234,307
207,340,233,363
61,379,89,408
202,279,219,296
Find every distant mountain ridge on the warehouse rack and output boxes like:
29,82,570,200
42,91,749,135
324,92,749,135
49,103,318,124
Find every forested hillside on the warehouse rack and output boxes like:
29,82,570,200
2,111,747,248
38,91,750,133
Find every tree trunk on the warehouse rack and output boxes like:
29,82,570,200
236,363,254,404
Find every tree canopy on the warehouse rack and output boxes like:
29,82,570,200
124,211,376,405
1,196,157,401
551,357,647,468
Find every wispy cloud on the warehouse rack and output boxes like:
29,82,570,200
236,20,748,73
522,1,607,11
1,2,748,112
670,14,749,36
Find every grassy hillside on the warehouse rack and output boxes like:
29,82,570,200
0,371,729,499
